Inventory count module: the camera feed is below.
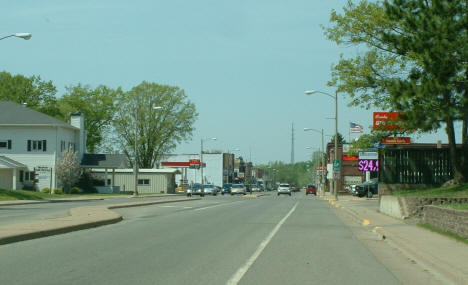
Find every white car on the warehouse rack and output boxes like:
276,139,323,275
277,183,291,196
230,184,246,195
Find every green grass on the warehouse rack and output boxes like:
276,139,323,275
418,223,468,244
391,184,468,198
0,188,68,200
440,203,468,211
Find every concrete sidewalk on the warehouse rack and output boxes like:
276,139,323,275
323,194,468,285
0,197,199,245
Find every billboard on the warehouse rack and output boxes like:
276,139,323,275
373,112,402,130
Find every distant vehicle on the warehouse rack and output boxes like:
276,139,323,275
203,184,217,196
291,185,300,192
277,183,291,196
230,184,246,195
251,184,261,192
306,184,317,196
222,184,232,195
355,179,378,198
215,185,222,194
190,183,205,197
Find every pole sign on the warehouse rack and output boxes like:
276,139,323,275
358,152,378,160
333,160,341,172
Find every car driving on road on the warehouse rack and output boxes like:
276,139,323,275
230,184,246,195
306,184,317,196
277,183,291,196
202,184,217,196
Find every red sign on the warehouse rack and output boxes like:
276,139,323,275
343,155,359,161
381,137,411,144
373,112,402,130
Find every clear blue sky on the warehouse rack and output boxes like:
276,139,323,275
3,0,455,164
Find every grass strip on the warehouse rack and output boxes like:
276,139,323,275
418,223,468,245
0,189,66,200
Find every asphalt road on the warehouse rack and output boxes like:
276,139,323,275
0,193,401,285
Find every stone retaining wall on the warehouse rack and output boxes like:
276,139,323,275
379,195,468,219
423,205,468,239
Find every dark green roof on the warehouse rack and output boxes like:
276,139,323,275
81,153,129,168
0,101,75,128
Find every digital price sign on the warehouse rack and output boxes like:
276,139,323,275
358,159,379,172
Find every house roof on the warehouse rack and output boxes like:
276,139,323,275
0,101,77,129
91,168,181,174
0,156,27,168
81,153,129,169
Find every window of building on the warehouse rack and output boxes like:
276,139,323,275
61,141,65,152
138,179,150,186
27,140,47,152
23,171,35,182
0,140,12,149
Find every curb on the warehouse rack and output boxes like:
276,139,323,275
0,198,105,207
0,197,200,245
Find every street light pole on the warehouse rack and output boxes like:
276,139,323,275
304,128,325,195
305,90,339,200
0,33,32,41
200,137,217,193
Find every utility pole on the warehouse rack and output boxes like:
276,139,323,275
291,122,295,164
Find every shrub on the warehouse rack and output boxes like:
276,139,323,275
70,187,81,194
41,187,50,193
53,188,63,194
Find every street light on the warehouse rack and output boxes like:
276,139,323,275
134,105,163,196
305,89,339,200
0,33,32,41
304,128,325,195
200,137,217,193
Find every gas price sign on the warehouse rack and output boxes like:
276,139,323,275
358,159,379,172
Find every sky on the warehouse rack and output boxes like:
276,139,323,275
2,0,458,164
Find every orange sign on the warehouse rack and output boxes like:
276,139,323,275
381,137,411,144
373,112,402,130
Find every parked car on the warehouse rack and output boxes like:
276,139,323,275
215,185,222,194
230,184,246,195
355,179,378,198
306,184,317,196
203,184,217,196
277,183,291,196
222,183,232,195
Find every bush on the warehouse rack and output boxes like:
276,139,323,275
77,170,98,193
70,187,81,194
53,188,63,194
41,187,50,193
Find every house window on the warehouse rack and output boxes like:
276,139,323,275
0,140,12,149
27,140,47,152
138,179,150,186
61,141,65,152
24,171,35,182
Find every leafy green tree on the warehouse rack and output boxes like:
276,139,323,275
114,81,198,168
324,0,468,182
0,71,60,117
57,84,121,153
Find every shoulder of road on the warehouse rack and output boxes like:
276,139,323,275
323,194,468,285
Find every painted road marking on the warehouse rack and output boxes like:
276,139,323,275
362,219,371,226
226,201,299,285
194,200,245,211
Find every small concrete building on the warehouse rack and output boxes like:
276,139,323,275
91,168,180,194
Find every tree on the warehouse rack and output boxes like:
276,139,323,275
57,84,122,153
114,81,198,168
56,149,81,194
329,132,346,144
324,0,468,182
0,71,61,117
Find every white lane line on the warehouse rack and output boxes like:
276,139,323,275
226,201,299,285
194,200,245,211
157,205,193,209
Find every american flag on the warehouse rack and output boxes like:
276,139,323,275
350,122,363,133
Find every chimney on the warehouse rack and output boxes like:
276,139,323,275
70,112,86,159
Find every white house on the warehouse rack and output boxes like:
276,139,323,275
0,101,85,191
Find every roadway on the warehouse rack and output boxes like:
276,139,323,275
0,193,402,285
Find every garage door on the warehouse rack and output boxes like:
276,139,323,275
0,169,13,190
